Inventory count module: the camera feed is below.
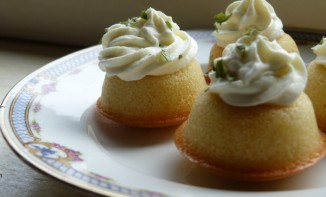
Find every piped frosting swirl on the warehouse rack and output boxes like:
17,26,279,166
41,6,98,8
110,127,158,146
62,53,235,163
98,8,197,81
312,37,326,65
214,0,284,48
208,32,307,107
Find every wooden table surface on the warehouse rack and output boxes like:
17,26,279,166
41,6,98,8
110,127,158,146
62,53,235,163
0,38,102,197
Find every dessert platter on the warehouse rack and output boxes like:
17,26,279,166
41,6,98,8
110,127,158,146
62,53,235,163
1,1,326,197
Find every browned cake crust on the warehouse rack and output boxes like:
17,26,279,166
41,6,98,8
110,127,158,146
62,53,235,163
97,59,207,128
175,122,326,181
97,98,189,128
306,62,326,132
174,92,326,181
207,33,299,72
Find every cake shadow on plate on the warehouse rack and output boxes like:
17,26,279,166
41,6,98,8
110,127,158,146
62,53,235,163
171,155,326,192
81,104,326,192
83,104,177,147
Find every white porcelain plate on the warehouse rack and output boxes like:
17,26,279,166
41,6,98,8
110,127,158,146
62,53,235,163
1,31,326,197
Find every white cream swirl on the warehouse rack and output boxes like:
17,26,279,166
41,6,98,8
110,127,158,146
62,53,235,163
208,34,307,107
98,8,197,81
214,0,284,48
312,37,326,65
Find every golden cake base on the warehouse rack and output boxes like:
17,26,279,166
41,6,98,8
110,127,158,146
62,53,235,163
97,59,207,128
306,62,326,132
175,93,326,181
175,122,326,181
97,98,188,128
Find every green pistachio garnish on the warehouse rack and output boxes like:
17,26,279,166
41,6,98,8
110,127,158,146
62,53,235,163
319,37,324,45
161,49,170,62
165,21,173,30
244,27,257,36
214,12,232,25
236,45,248,58
213,59,226,79
140,10,148,20
213,59,236,81
178,54,183,60
243,28,259,44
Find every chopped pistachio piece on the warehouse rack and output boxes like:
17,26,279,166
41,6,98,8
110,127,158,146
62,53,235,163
165,21,172,30
140,10,148,20
214,12,232,25
161,49,170,62
244,27,257,36
178,54,183,60
214,59,226,78
236,45,247,58
319,37,324,45
213,59,237,81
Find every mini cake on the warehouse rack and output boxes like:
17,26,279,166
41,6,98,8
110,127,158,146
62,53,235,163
208,0,299,71
97,8,207,128
175,32,326,181
305,38,326,132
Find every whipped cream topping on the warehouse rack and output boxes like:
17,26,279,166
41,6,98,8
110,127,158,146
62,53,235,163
208,33,307,107
214,0,284,48
312,37,326,65
98,8,197,81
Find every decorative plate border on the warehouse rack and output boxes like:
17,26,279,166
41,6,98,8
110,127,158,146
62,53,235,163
1,46,167,197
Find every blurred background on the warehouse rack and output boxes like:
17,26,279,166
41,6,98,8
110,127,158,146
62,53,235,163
0,0,325,46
